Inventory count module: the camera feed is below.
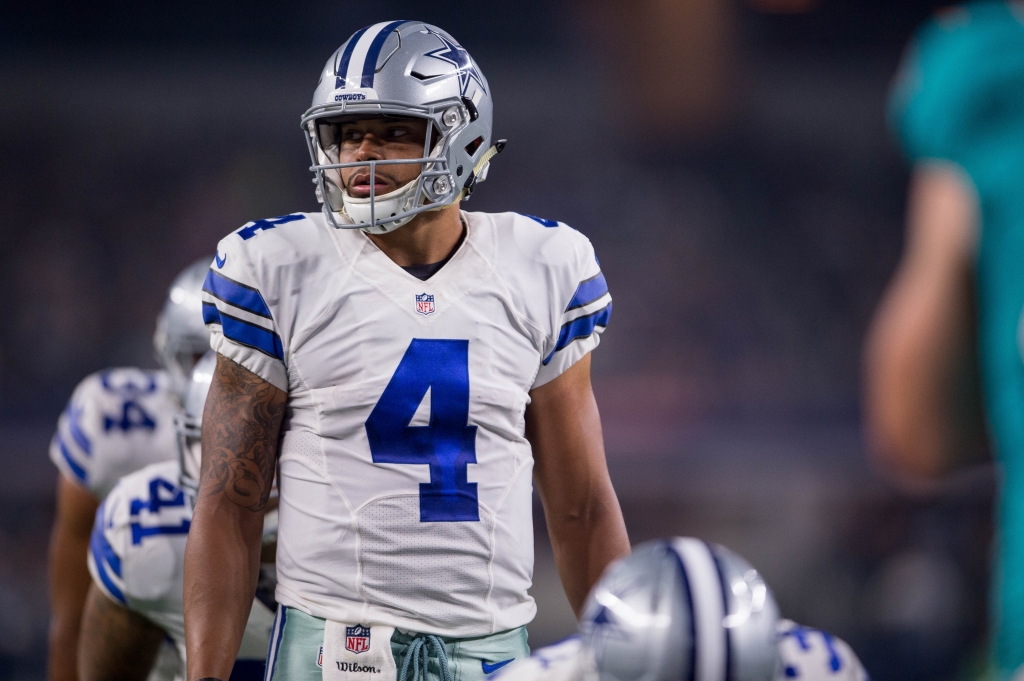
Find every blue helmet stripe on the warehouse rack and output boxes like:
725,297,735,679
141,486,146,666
336,25,371,89
707,542,734,681
668,542,698,681
361,20,409,88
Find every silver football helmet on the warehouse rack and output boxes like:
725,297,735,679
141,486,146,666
153,258,213,400
301,21,504,234
174,350,216,495
581,538,780,681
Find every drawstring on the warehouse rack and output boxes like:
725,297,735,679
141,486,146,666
398,634,454,681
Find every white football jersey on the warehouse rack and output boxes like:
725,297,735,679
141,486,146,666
88,460,275,665
50,368,180,499
202,210,611,637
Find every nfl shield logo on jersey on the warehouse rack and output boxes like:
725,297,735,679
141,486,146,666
345,625,371,654
415,293,435,316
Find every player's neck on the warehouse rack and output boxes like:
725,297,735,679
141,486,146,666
365,204,465,267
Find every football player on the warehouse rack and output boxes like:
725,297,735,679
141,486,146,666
864,2,1024,676
183,21,630,681
48,259,211,681
79,351,276,681
493,538,869,681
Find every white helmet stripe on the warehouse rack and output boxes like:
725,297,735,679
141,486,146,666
344,21,398,88
673,538,728,681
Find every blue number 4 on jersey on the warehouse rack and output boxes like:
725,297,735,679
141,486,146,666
365,339,479,522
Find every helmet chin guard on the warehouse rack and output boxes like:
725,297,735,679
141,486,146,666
301,21,504,234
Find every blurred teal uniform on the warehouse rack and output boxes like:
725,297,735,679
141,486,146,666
890,2,1024,675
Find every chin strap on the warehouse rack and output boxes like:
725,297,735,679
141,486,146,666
455,139,506,203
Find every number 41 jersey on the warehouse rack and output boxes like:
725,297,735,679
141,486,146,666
203,210,612,637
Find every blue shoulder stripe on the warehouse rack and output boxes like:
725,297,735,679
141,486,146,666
543,303,612,365
203,270,273,319
566,272,609,312
362,21,410,88
202,301,220,326
206,305,284,361
89,505,126,604
56,434,88,483
64,403,92,456
518,213,560,228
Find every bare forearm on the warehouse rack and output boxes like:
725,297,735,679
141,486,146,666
48,477,99,681
78,584,163,681
529,355,630,617
546,481,629,615
49,529,92,681
183,498,263,680
184,354,285,681
864,166,984,479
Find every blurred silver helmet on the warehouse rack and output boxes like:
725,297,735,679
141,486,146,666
174,350,216,495
301,21,505,234
153,258,213,400
581,538,780,681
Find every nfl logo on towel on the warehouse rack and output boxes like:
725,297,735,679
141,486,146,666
415,293,435,316
345,625,370,654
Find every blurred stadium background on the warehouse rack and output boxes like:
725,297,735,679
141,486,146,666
0,1,995,679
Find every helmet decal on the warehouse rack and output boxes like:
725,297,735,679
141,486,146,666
424,30,488,96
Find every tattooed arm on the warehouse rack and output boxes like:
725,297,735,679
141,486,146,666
184,354,286,681
78,584,165,681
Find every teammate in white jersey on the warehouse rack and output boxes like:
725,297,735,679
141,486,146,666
494,539,869,681
48,259,211,681
183,20,630,681
79,352,277,681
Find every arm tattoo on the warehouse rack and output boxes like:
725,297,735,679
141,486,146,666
200,355,286,512
78,584,164,681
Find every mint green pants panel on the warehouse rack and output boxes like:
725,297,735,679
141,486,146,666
266,606,529,681
391,626,529,681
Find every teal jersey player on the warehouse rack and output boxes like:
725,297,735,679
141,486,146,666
877,1,1024,675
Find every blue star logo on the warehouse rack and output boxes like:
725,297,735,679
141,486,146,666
424,31,487,97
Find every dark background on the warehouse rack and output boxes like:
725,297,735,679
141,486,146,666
0,2,997,680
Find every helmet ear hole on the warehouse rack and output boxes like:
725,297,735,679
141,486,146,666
464,136,484,158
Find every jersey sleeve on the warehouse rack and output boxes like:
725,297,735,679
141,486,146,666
202,237,288,391
49,370,180,500
888,3,1024,165
87,462,192,645
49,377,97,492
87,479,132,607
533,236,612,389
